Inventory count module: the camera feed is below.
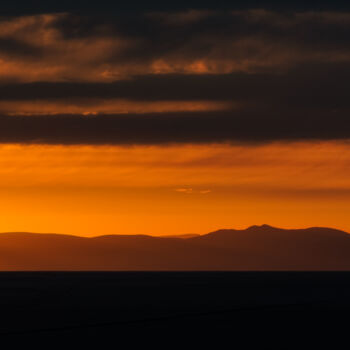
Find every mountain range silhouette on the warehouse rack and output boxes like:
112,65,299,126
1,225,350,270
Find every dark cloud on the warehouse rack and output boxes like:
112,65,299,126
0,62,348,109
2,1,350,16
2,11,350,82
52,10,350,69
0,108,348,145
0,8,350,144
0,38,42,58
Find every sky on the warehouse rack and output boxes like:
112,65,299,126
0,1,350,236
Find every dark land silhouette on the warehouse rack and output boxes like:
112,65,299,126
1,225,350,270
0,227,349,339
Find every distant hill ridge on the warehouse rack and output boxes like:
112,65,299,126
0,225,349,270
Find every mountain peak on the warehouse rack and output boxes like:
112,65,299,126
246,224,277,231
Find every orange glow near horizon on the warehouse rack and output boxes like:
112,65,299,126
0,99,233,116
0,141,350,236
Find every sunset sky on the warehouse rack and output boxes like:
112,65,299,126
1,1,350,236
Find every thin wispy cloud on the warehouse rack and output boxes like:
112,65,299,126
175,188,211,194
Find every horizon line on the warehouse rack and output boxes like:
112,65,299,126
1,224,348,239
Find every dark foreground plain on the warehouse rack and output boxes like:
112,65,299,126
0,272,349,342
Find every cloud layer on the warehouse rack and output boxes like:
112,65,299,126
2,11,350,82
0,10,349,144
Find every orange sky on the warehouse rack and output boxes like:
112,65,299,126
0,10,350,238
0,141,349,236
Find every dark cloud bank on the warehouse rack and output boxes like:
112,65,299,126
0,108,348,145
0,6,350,145
2,1,350,15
